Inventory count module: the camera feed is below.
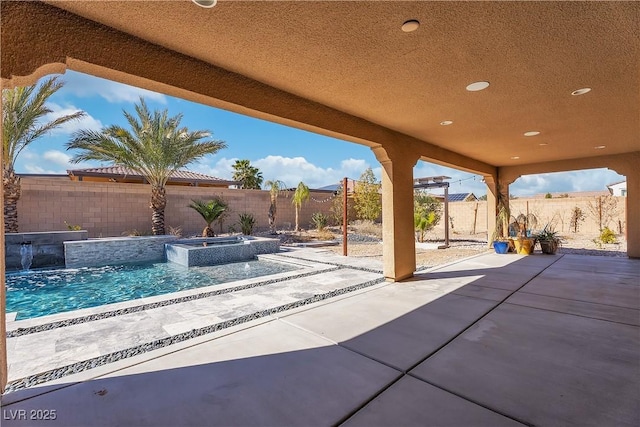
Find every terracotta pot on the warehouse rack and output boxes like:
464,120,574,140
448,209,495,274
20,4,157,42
514,237,535,255
539,239,558,254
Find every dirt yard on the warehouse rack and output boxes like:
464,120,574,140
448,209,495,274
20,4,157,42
259,222,629,269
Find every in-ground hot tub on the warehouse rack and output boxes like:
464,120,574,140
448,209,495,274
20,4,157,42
165,235,280,267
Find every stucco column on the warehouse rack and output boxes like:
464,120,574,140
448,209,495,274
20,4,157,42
626,171,639,258
611,153,640,259
372,145,420,281
0,85,7,393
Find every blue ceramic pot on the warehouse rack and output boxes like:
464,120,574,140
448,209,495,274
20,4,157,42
493,241,509,254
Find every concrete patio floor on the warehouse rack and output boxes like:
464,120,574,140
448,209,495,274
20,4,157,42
2,251,638,426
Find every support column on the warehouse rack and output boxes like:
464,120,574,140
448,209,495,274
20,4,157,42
0,84,6,393
610,153,640,259
372,145,420,281
626,171,639,258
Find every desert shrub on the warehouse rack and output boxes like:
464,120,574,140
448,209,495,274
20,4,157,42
238,213,255,235
167,225,182,237
353,167,381,221
414,191,442,235
311,212,329,231
569,206,585,233
316,229,336,241
122,229,150,236
350,219,382,238
415,211,437,242
599,227,617,244
64,221,82,231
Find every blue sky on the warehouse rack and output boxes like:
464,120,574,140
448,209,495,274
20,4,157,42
19,70,625,197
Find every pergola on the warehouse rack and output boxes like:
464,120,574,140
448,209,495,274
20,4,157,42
1,0,638,393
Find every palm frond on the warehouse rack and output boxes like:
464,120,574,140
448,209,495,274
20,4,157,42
3,76,86,167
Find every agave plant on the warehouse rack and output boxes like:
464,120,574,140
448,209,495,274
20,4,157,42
189,199,227,237
238,213,255,235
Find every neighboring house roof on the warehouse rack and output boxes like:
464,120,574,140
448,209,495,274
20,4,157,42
606,180,626,188
448,192,478,202
67,166,239,186
316,180,358,194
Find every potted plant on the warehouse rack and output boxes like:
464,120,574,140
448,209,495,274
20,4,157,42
512,213,537,255
535,225,561,255
491,204,511,254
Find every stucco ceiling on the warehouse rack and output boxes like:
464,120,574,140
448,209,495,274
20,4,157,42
45,0,639,168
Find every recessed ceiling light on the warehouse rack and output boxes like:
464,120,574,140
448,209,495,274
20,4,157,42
440,120,453,126
192,0,217,8
401,20,420,32
510,156,520,160
524,131,540,137
594,145,606,149
572,88,591,96
539,143,548,146
466,81,490,92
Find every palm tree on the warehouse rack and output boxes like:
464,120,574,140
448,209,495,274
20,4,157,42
2,76,85,232
189,199,227,237
264,179,286,234
67,98,226,235
232,159,263,189
292,181,310,232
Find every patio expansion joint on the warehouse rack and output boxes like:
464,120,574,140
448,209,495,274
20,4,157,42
401,255,567,374
517,289,640,312
402,373,534,427
503,299,640,328
6,265,342,338
4,274,387,394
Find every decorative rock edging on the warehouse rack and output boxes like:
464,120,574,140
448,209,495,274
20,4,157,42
4,275,386,394
7,266,340,338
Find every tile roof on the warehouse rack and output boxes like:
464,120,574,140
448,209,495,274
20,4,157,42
67,166,237,184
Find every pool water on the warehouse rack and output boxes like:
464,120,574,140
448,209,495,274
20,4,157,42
6,260,298,320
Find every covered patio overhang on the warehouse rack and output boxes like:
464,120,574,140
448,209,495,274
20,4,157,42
1,1,638,394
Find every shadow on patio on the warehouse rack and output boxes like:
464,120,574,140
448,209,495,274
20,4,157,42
2,253,638,426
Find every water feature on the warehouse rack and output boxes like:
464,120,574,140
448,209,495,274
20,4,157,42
20,242,33,271
6,259,299,320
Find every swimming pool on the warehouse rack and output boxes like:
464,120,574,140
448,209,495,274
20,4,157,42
6,259,298,320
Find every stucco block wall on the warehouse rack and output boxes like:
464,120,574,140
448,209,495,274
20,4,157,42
17,178,335,238
448,197,627,238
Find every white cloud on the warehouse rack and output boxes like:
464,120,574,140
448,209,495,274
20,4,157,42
193,155,380,189
62,71,167,104
21,149,93,174
414,162,625,197
42,102,103,136
511,169,625,196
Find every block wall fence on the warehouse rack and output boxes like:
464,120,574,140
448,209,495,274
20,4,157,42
448,197,627,237
17,178,336,238
16,178,626,239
